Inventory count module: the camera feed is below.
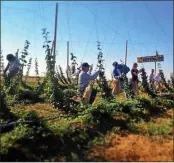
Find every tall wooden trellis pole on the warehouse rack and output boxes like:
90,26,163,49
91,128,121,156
53,3,58,73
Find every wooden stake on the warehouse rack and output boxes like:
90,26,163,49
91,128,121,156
67,41,69,71
173,51,174,78
53,3,58,72
51,40,54,56
155,50,158,76
125,40,128,65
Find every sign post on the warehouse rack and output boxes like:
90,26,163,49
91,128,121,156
137,54,164,75
137,55,164,63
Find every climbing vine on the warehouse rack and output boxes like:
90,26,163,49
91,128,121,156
140,68,157,98
97,41,113,100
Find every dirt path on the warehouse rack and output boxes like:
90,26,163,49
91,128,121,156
88,134,173,161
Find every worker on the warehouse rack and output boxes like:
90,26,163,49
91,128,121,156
78,62,100,103
131,63,142,96
4,54,20,78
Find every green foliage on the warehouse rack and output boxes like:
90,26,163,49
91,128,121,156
0,91,11,118
11,109,39,121
65,53,79,84
0,125,33,155
19,40,30,76
147,123,171,136
128,121,171,136
82,99,150,125
42,28,54,74
123,74,134,99
41,28,64,108
34,58,41,88
96,42,113,100
0,50,4,74
55,66,66,84
140,68,157,98
171,76,174,89
70,53,78,74
122,100,149,121
153,97,174,109
83,103,115,125
58,65,69,84
3,75,22,105
160,70,174,93
25,57,32,80
89,127,120,146
1,27,173,162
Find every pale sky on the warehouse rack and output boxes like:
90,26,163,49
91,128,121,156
1,1,173,79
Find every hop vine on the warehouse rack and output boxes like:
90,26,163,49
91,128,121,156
140,68,157,98
25,57,32,80
96,41,113,100
19,40,30,76
123,75,134,99
160,70,174,93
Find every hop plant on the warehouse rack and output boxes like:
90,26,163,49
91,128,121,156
0,50,4,75
25,57,32,80
58,65,69,84
171,75,174,89
19,40,30,76
65,66,72,84
140,68,157,98
70,53,78,74
35,58,41,84
55,66,66,84
96,41,113,100
42,28,54,75
160,70,174,93
123,75,134,99
35,58,39,76
42,28,58,107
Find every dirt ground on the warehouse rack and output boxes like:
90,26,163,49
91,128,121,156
88,134,173,162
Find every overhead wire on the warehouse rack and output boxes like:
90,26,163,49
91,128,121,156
80,3,125,40
131,4,151,57
143,2,173,41
132,3,172,70
65,2,73,53
99,6,117,73
2,2,172,76
120,3,136,60
81,25,94,63
40,1,46,28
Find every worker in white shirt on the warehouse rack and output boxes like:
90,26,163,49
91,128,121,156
4,54,20,78
78,62,100,103
155,72,161,83
78,62,100,93
154,72,162,93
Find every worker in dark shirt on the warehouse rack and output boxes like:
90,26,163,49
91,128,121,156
131,63,142,96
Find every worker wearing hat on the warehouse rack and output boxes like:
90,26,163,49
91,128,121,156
78,62,100,93
4,54,20,78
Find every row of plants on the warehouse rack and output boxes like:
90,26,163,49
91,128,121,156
1,91,173,161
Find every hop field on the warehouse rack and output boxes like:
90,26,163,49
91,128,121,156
0,29,174,162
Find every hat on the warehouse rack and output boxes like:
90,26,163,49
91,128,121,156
112,61,118,66
6,54,15,60
133,63,138,66
82,62,90,68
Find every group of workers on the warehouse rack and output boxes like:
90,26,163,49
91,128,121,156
77,61,168,99
3,53,170,102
